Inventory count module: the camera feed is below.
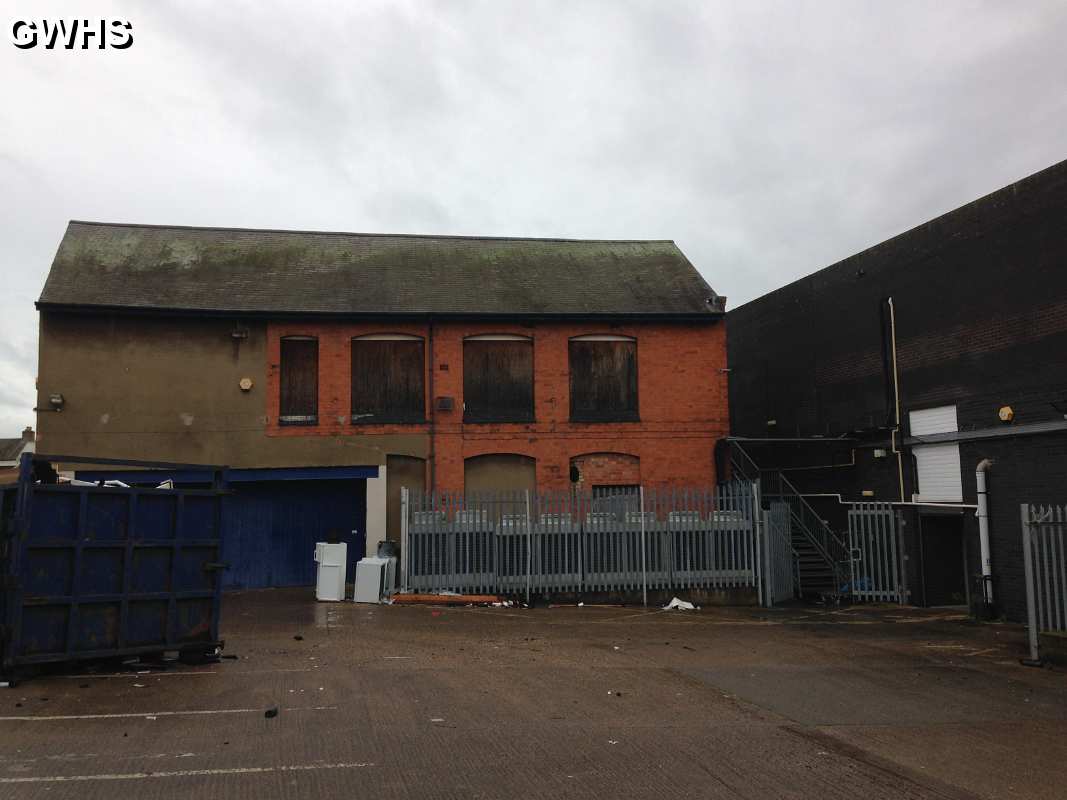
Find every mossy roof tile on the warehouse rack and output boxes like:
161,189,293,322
39,222,722,318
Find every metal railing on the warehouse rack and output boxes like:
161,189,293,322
728,439,762,484
729,440,849,590
400,482,781,605
1022,503,1067,662
762,470,848,568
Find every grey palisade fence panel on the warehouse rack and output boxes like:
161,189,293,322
401,482,786,604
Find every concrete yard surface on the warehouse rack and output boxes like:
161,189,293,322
1,591,1065,799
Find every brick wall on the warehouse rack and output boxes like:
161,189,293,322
265,319,728,491
571,452,641,488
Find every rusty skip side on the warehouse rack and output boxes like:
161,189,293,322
0,454,228,679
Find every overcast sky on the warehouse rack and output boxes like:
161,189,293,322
2,1,1065,435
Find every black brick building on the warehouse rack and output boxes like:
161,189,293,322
727,159,1067,620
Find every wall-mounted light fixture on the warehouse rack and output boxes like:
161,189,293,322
35,393,65,413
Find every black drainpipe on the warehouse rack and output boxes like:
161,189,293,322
428,316,436,493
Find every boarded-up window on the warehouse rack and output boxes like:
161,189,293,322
464,453,536,493
351,337,425,423
463,338,534,423
279,337,318,425
569,338,638,422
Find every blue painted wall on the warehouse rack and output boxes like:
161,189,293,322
222,479,367,589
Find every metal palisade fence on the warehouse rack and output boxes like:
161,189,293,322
400,481,795,606
764,502,798,605
1021,503,1067,662
847,502,908,604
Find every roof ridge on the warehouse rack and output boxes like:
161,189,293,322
66,220,676,246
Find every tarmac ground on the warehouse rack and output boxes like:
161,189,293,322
1,589,1065,799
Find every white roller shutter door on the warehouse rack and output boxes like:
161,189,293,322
910,406,963,502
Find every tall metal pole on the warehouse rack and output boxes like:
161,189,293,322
895,510,907,606
1021,504,1040,664
753,480,764,607
525,490,532,608
640,486,647,608
400,486,409,592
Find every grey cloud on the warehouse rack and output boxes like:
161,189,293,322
1,0,1065,433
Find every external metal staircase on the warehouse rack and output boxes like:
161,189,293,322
729,441,849,599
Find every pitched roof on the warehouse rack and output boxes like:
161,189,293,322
38,222,724,319
0,439,27,462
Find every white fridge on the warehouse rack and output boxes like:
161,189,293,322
313,542,348,601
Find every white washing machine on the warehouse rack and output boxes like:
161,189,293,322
353,556,397,604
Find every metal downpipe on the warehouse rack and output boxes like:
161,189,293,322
976,458,994,606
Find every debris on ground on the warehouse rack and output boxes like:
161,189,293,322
392,593,504,606
264,706,278,719
663,597,697,611
293,635,304,641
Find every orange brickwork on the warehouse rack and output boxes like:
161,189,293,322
265,320,728,491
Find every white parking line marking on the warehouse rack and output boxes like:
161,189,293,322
60,667,317,679
0,761,375,783
61,672,218,679
0,705,337,722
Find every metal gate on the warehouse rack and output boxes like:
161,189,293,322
847,503,907,603
762,504,797,606
1021,503,1066,663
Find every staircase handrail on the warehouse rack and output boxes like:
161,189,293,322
730,441,849,576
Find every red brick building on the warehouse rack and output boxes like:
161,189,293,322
265,318,728,494
36,222,728,585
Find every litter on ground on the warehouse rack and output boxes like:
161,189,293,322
663,597,697,611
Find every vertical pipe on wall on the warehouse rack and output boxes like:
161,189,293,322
427,318,436,493
886,298,906,503
976,459,995,606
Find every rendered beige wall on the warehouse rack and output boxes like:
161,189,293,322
36,312,427,469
